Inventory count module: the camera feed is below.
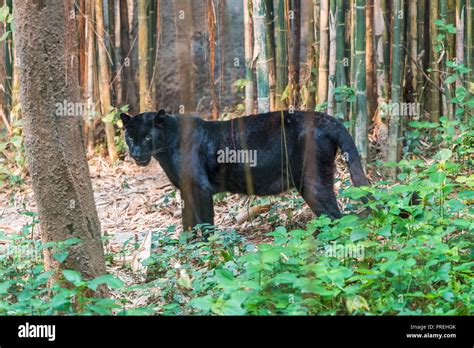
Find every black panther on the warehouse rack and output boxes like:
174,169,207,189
121,110,370,231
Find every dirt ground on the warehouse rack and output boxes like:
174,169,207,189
0,155,330,258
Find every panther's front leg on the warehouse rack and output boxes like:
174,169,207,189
181,185,214,231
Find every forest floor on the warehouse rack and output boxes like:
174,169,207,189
0,154,373,309
0,155,329,263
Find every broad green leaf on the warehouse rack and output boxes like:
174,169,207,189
62,270,82,285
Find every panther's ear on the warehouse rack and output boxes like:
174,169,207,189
154,110,167,128
120,113,131,127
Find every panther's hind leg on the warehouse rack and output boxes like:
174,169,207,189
298,183,342,221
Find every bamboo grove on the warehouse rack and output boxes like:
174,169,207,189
0,0,473,177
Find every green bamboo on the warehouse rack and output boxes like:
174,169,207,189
4,0,12,110
455,0,465,71
317,0,329,106
409,0,418,101
244,0,254,114
382,0,390,101
354,0,368,169
253,0,270,112
388,0,404,179
447,0,456,57
275,0,288,109
467,1,474,83
440,0,453,118
306,1,316,110
428,0,441,122
288,0,301,108
467,0,474,117
416,0,426,104
264,0,276,110
335,0,346,117
314,0,321,108
327,0,337,115
138,0,152,111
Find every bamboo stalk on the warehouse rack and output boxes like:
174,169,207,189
95,0,117,162
365,0,375,120
446,0,456,58
114,0,123,106
374,0,386,104
416,0,426,106
265,0,276,110
253,0,270,112
317,0,329,106
388,0,404,179
467,0,474,118
382,0,391,102
275,0,287,110
354,0,368,170
85,1,95,153
428,0,441,122
313,0,321,108
244,0,255,114
335,0,346,117
4,0,12,111
288,0,301,108
409,0,418,101
138,0,152,111
208,0,219,119
306,0,316,110
327,0,337,115
455,0,465,76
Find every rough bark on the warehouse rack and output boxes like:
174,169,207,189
13,0,107,292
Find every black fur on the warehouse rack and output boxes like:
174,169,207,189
121,110,369,231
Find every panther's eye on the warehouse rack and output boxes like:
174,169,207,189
144,135,151,141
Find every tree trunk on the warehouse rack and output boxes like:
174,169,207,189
14,0,107,292
253,0,270,112
244,0,255,114
95,0,117,162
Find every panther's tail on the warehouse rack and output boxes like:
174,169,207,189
335,122,369,188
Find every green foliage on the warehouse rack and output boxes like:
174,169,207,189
102,104,129,156
0,119,26,187
0,215,131,315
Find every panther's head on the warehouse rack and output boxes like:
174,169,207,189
120,110,169,167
